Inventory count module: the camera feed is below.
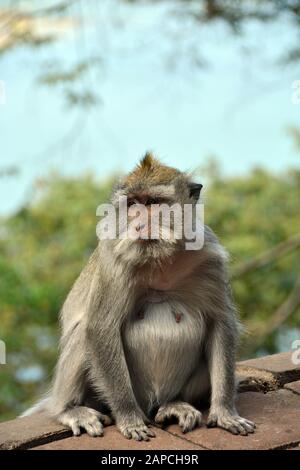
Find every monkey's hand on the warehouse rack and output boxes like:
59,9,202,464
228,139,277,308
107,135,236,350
117,413,156,441
58,406,112,437
207,407,255,436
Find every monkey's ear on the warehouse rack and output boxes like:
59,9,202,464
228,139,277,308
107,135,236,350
189,183,203,201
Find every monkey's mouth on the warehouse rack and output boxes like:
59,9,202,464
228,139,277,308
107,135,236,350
136,239,159,245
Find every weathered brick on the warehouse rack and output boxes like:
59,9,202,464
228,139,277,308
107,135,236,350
0,413,71,450
284,380,300,395
237,351,300,390
33,425,204,450
165,390,300,450
1,352,300,451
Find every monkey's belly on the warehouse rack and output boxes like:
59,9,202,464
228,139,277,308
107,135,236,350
123,300,204,412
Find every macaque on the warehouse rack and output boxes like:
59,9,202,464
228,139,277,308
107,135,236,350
22,153,255,440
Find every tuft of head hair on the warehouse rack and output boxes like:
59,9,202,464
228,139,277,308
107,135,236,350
139,152,156,172
124,152,181,187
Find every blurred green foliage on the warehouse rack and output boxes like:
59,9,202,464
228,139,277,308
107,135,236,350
0,165,300,421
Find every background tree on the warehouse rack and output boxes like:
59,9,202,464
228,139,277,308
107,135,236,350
1,165,299,420
0,0,299,421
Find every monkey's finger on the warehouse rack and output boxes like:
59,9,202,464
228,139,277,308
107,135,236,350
85,423,103,437
91,421,104,437
181,414,198,433
227,424,240,435
146,428,156,438
196,412,203,427
137,429,154,441
179,413,191,432
85,423,98,437
241,418,256,429
139,431,150,441
98,413,113,426
155,409,173,425
154,412,165,424
183,413,200,433
122,429,133,439
233,422,248,436
70,422,81,436
206,416,217,428
238,420,255,433
131,430,142,441
221,416,249,435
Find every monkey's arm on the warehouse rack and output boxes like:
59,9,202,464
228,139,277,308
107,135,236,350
48,249,100,415
206,313,255,435
86,255,155,440
49,324,87,414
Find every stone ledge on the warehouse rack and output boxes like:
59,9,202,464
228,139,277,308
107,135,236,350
237,351,300,392
1,351,300,450
32,425,205,450
237,368,278,392
165,389,300,450
284,380,300,395
0,413,72,450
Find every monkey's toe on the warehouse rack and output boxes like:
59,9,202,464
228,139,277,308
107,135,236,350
85,421,104,437
120,423,156,441
180,409,202,433
155,402,202,433
207,411,256,436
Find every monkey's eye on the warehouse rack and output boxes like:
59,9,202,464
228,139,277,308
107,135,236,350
146,198,160,206
127,199,136,207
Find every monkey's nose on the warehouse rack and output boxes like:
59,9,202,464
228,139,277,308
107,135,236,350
136,223,146,232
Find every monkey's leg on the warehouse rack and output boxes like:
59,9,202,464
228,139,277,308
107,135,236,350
206,319,256,436
59,406,112,437
50,326,111,436
87,326,156,441
87,284,156,442
155,402,202,433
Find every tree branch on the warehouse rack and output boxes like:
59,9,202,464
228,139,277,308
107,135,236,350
244,276,300,351
231,233,300,278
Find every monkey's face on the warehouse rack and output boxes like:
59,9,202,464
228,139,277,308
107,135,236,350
111,187,201,266
106,154,202,266
117,189,181,261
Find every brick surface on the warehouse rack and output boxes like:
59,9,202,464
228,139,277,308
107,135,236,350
237,352,300,388
237,370,278,392
33,425,204,450
1,352,300,451
165,390,300,450
0,413,71,450
284,380,300,395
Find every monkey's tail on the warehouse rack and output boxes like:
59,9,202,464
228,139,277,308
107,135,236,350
19,396,51,418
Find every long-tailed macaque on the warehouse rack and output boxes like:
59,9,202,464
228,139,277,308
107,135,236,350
22,154,255,440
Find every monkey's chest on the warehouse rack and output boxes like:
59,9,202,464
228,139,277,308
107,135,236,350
123,300,204,408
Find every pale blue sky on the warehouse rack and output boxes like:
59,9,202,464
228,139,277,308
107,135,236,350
0,0,300,215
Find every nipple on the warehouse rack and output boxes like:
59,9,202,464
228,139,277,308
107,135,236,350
174,313,182,323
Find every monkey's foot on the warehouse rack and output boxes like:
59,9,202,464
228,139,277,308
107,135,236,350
118,416,156,441
58,406,112,437
155,401,202,433
207,408,255,436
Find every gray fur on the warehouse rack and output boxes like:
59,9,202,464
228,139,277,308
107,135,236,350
22,166,255,440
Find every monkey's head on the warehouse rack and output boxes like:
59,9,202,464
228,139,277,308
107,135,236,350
110,153,203,266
